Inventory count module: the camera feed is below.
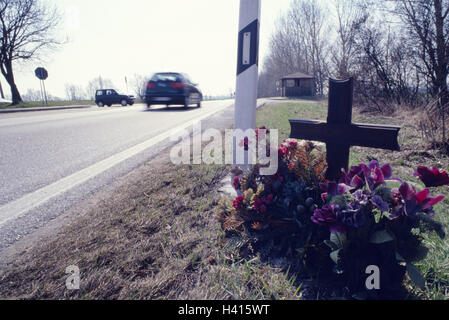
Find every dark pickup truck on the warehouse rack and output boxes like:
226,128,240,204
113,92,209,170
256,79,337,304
95,89,135,107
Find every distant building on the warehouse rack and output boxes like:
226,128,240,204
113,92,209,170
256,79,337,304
278,72,315,97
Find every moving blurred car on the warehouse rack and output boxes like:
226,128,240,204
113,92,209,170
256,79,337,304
95,89,135,107
144,72,202,108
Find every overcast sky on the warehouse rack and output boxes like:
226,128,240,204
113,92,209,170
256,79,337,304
11,0,293,99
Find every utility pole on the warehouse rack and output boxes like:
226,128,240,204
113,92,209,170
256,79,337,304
233,0,261,172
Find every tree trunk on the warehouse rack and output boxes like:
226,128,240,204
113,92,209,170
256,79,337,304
3,61,22,105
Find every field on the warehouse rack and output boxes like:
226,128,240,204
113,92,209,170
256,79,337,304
0,101,447,299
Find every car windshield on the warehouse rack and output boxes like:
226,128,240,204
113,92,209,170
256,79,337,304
151,73,182,82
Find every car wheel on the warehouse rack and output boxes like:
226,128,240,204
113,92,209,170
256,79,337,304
197,102,201,108
121,100,127,106
147,104,151,108
107,104,112,107
97,101,104,107
184,95,191,108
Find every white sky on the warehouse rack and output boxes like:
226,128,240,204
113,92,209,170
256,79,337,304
11,0,293,99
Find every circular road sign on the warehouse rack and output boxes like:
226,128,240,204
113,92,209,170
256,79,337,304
35,67,48,80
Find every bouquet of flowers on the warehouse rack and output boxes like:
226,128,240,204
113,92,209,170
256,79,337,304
217,136,327,261
217,128,448,298
312,161,447,297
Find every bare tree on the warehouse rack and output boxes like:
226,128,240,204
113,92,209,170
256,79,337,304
0,0,61,105
258,0,330,97
386,0,449,141
86,76,115,100
22,88,42,102
65,83,86,101
130,74,148,99
330,0,368,79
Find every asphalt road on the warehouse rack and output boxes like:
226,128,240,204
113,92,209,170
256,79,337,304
0,100,235,249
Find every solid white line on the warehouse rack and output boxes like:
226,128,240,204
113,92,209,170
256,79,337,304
0,100,235,227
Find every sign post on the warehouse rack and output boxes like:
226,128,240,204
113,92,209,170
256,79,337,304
35,67,48,105
233,0,261,172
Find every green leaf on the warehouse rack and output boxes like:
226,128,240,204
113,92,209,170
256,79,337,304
324,240,339,251
330,232,347,248
406,263,426,289
370,230,394,244
330,249,341,264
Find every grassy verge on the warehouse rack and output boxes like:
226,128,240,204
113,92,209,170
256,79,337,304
0,135,301,300
257,102,449,300
0,100,95,109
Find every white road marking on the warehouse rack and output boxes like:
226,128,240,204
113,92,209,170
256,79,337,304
0,100,235,227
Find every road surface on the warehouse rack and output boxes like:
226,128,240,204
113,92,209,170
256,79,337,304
0,101,235,250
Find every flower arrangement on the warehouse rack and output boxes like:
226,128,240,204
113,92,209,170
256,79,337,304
217,136,327,260
313,160,447,297
217,127,449,298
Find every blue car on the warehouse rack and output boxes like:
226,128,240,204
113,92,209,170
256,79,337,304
144,72,202,108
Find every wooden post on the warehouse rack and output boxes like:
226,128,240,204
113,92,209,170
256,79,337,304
326,78,353,180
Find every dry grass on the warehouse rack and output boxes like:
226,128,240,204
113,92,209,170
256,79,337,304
0,137,301,300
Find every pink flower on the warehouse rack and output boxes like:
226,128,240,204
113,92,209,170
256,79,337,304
414,166,449,187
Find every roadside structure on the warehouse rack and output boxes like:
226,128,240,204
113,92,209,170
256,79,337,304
278,72,315,97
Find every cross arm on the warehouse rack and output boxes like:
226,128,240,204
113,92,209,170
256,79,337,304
289,119,401,151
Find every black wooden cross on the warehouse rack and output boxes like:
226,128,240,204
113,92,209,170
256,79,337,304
289,78,401,181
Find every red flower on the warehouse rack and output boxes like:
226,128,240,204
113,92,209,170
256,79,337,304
414,166,449,187
238,137,252,151
233,195,245,209
232,176,241,191
252,195,273,213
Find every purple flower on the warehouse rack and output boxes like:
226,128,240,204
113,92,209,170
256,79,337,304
371,194,389,212
319,181,352,202
311,204,345,233
394,182,445,217
360,160,392,191
341,161,393,191
414,166,449,187
339,202,366,228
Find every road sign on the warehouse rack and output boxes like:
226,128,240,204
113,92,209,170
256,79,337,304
35,67,48,80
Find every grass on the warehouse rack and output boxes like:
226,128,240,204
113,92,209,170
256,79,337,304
0,100,447,300
0,100,95,109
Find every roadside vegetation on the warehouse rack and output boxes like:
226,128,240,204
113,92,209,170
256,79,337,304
0,101,447,300
0,100,95,109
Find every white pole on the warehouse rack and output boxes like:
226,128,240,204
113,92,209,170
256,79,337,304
233,0,261,171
